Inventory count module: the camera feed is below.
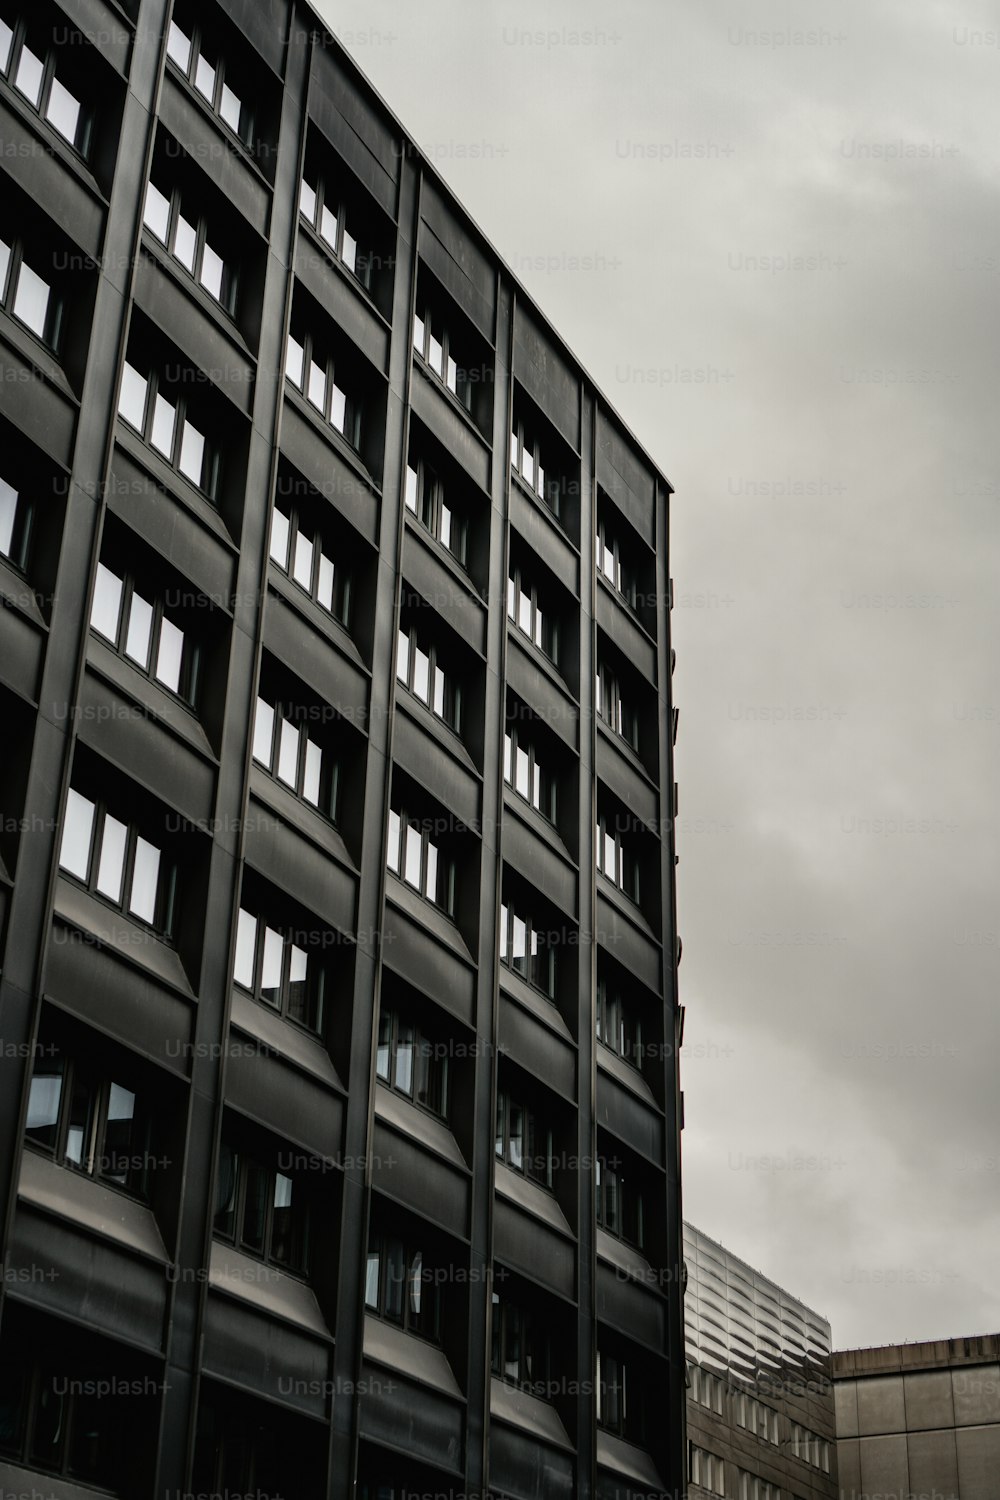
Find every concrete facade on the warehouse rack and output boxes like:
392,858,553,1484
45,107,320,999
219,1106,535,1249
685,1223,838,1500
834,1335,1000,1500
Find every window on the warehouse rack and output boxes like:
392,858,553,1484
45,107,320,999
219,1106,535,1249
0,19,92,154
596,813,641,903
412,305,470,409
116,359,219,498
269,500,351,625
142,177,237,313
735,1392,780,1444
192,1400,287,1500
498,900,555,997
596,976,644,1068
166,13,253,145
597,1351,645,1442
596,516,638,609
396,625,461,731
24,1048,153,1199
365,1233,440,1341
0,229,61,348
252,694,338,821
596,1154,645,1249
495,1090,553,1188
738,1472,780,1500
596,660,639,751
0,1355,132,1491
386,808,454,913
284,322,360,448
58,788,175,934
507,566,557,664
511,418,557,513
404,455,467,568
376,1008,448,1119
232,907,326,1034
688,1364,725,1415
491,1294,551,1393
298,173,367,286
689,1446,725,1496
503,724,556,822
89,561,200,704
790,1422,829,1472
214,1142,311,1276
0,470,31,571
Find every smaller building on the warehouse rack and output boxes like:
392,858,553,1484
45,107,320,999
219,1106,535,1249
685,1224,837,1500
834,1333,1000,1500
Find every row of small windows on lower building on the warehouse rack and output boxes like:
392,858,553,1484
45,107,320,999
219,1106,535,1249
690,1448,805,1500
688,1366,830,1473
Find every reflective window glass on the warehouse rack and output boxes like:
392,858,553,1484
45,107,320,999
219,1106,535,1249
59,789,95,880
129,837,161,923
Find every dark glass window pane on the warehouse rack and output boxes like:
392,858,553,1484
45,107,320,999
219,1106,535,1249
29,1376,66,1467
67,1390,113,1487
102,1082,139,1185
241,1162,269,1255
65,1072,97,1171
214,1145,239,1239
384,1239,404,1323
271,1173,299,1269
0,1365,25,1453
25,1059,64,1150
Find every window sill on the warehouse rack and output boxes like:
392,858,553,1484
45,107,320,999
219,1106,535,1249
298,216,392,331
498,966,574,1047
506,624,578,708
494,1159,574,1243
208,1241,332,1340
163,63,274,191
596,1430,664,1490
596,1043,661,1113
139,236,254,359
412,357,492,451
511,467,579,555
595,874,659,946
489,1376,574,1452
0,311,78,404
249,766,357,874
404,505,485,609
0,554,47,633
282,381,380,494
229,986,345,1095
363,1314,465,1402
374,1082,470,1174
595,1225,657,1287
502,785,576,872
596,568,656,648
595,716,659,792
266,565,367,675
112,423,235,551
384,872,474,965
86,634,217,765
53,877,195,1000
18,1147,169,1265
395,685,480,784
0,79,107,204
0,1460,118,1500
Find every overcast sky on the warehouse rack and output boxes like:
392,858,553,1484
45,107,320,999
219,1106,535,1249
318,0,1000,1350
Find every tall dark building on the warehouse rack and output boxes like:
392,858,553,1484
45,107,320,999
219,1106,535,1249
0,1,684,1496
